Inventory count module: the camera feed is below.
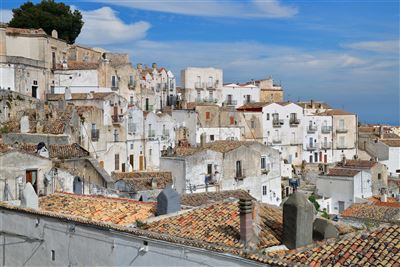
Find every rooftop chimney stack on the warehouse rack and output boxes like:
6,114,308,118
156,185,180,216
379,126,384,139
283,192,314,249
239,198,254,245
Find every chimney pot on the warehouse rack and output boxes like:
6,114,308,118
239,198,254,244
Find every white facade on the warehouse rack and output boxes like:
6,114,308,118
381,145,400,177
222,83,260,108
316,170,372,214
302,115,334,164
261,103,304,165
181,67,223,104
196,127,242,143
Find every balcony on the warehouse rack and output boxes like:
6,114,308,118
222,100,237,106
336,144,347,149
148,129,156,140
306,143,319,151
111,83,119,91
195,97,218,103
272,119,284,128
195,82,204,89
145,105,154,112
112,115,124,124
91,129,100,142
272,137,282,144
289,118,300,127
128,81,136,90
321,142,332,149
307,125,317,133
321,126,332,133
206,82,217,89
336,127,348,133
161,131,170,140
235,169,246,180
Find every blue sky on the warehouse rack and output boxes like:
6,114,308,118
1,0,399,124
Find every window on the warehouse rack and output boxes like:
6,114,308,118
207,164,213,174
149,148,152,156
266,113,270,120
230,116,235,125
114,129,119,142
111,75,117,88
262,185,267,196
251,120,255,129
378,173,382,180
236,160,242,178
130,96,134,105
51,250,55,261
210,135,215,141
129,75,134,85
339,119,345,130
206,112,210,119
115,154,120,170
130,143,134,150
261,157,266,169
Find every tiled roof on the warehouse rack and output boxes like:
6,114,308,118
55,61,99,70
326,168,360,177
296,101,332,109
271,224,400,266
237,102,270,110
317,109,355,116
368,196,400,208
174,140,259,156
39,193,155,225
340,160,377,169
341,203,400,223
16,143,89,159
145,201,283,249
181,190,255,207
112,171,172,191
381,139,400,147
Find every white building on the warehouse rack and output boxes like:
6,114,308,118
160,141,282,205
180,67,223,104
221,83,260,108
316,168,372,214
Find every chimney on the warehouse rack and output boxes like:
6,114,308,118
379,126,384,139
152,63,157,69
51,29,58,39
151,177,158,189
310,99,314,108
21,183,39,209
283,192,314,249
156,185,180,215
137,63,142,70
239,198,254,244
200,133,206,147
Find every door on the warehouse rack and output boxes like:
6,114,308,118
121,163,126,172
73,176,83,194
314,152,318,163
139,155,144,171
145,98,149,111
32,86,37,98
309,155,313,163
324,154,327,163
26,170,38,193
319,152,322,162
129,155,134,170
338,201,345,213
113,106,118,116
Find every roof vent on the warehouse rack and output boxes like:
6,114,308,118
156,185,180,216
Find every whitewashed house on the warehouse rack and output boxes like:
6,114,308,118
221,83,260,108
180,67,223,104
160,141,282,205
316,168,372,214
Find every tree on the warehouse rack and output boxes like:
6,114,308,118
8,0,83,44
308,194,320,211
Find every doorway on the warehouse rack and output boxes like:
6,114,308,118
26,170,38,193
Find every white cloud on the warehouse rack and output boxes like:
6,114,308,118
342,40,399,54
94,0,297,18
76,7,151,46
0,9,12,23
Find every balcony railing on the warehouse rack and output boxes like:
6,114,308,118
111,83,119,91
235,169,246,180
321,142,332,149
195,82,204,89
145,105,154,112
195,97,218,103
289,118,300,126
336,127,348,133
336,144,347,149
128,81,136,90
272,137,282,144
112,115,124,124
307,125,317,133
222,100,237,106
91,129,100,142
321,126,332,133
273,119,284,128
306,143,319,151
206,82,217,89
148,129,156,139
161,131,170,140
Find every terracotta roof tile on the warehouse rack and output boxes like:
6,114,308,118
381,139,400,147
339,160,377,169
112,171,172,191
145,201,283,249
16,143,89,159
326,168,361,177
341,203,400,222
317,109,355,116
39,193,155,225
368,196,400,208
181,190,255,207
275,225,400,266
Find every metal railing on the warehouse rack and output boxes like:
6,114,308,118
91,129,100,142
307,125,317,133
112,115,124,124
273,119,284,128
306,143,319,151
222,100,237,106
289,118,300,126
235,169,246,180
336,127,348,133
321,142,332,149
272,137,282,144
195,82,204,89
336,143,347,149
321,126,332,133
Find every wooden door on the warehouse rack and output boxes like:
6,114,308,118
139,155,144,171
129,155,134,170
26,170,38,192
324,154,327,163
